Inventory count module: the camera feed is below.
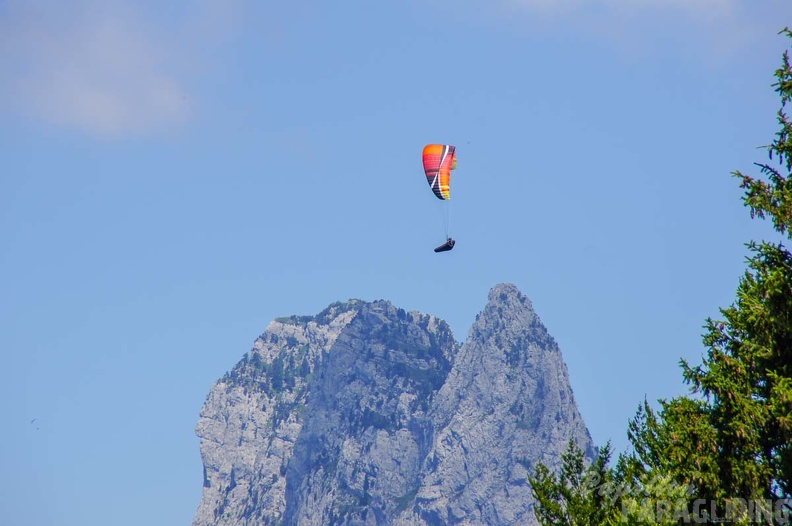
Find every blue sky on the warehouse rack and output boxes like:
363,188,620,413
1,1,790,524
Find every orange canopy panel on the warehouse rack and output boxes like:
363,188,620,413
422,144,456,200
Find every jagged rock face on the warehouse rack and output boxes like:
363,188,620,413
400,284,595,525
193,301,363,525
194,284,593,526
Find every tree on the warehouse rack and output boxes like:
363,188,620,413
681,25,792,505
627,27,792,523
529,435,691,525
270,355,285,391
529,441,622,526
531,28,792,525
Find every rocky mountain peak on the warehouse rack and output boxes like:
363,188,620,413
193,284,592,526
470,282,538,341
487,282,533,308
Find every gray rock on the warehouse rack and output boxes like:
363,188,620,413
193,284,593,526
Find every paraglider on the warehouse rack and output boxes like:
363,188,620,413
422,144,457,253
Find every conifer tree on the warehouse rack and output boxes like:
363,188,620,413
679,26,792,505
627,28,792,522
530,28,792,525
529,441,621,526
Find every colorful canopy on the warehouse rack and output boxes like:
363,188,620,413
422,144,456,200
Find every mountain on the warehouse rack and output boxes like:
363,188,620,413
193,283,594,526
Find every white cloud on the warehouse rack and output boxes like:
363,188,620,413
500,0,738,29
498,0,787,60
0,0,247,137
507,0,734,12
601,0,736,19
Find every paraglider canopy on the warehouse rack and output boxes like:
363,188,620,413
422,144,456,200
422,144,457,252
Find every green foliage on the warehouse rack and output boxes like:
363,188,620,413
529,441,622,526
314,299,363,325
624,399,720,493
735,28,792,235
617,471,691,526
299,356,310,378
680,27,792,506
624,27,792,522
530,28,792,526
394,486,420,514
273,315,313,327
270,356,285,391
360,407,394,431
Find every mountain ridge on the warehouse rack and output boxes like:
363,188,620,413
194,283,593,525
